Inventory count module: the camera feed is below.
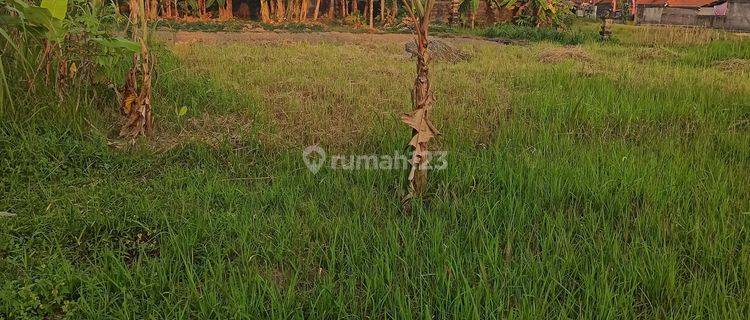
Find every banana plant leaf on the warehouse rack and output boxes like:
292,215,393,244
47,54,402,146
93,37,141,53
40,0,68,20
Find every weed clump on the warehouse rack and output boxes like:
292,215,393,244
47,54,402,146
713,58,750,73
481,24,594,45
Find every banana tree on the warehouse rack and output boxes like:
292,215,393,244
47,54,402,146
494,0,565,27
400,0,438,199
217,0,233,20
120,0,153,139
448,0,478,28
459,0,479,28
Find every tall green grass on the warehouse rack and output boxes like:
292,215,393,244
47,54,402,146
1,25,748,318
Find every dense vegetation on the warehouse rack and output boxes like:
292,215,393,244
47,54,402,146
1,2,749,318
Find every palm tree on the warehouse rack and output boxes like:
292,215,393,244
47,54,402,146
400,0,438,198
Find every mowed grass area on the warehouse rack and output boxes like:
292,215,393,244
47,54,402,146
1,24,749,318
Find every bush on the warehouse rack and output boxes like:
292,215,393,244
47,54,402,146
481,23,595,45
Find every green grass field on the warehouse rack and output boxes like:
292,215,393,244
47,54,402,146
1,24,749,318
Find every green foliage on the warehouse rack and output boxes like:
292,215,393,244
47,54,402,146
1,29,749,317
0,0,137,117
482,23,596,44
40,0,68,20
494,0,574,27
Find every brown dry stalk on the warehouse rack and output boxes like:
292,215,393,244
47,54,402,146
120,0,153,140
400,0,438,199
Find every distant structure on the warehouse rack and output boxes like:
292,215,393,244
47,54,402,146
633,0,750,31
572,0,749,30
574,0,618,19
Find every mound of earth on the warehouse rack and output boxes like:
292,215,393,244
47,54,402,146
713,58,750,73
538,46,591,64
404,39,472,63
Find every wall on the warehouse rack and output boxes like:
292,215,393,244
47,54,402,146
727,0,750,30
638,6,664,23
660,7,699,25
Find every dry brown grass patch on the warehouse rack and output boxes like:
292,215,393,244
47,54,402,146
631,47,679,62
152,113,254,150
538,46,592,64
713,58,750,73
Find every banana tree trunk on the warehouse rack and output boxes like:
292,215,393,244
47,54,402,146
288,0,297,20
197,0,206,19
121,0,153,140
449,0,459,26
219,0,234,20
261,0,272,22
484,0,494,23
314,0,321,20
379,0,384,23
300,0,308,21
276,0,286,21
149,0,158,19
368,0,373,27
389,0,397,21
401,1,438,198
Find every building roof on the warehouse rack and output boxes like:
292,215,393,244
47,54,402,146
666,0,723,8
635,0,667,6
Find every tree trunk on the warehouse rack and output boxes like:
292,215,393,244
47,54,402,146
484,0,494,24
300,0,308,21
401,12,437,198
121,0,153,140
449,0,459,26
261,0,272,22
219,0,234,20
276,0,286,21
368,0,373,27
163,0,172,18
468,8,475,28
289,0,297,20
390,0,398,21
199,0,211,19
149,0,158,19
352,0,358,15
379,0,384,23
314,0,321,20
329,0,334,18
